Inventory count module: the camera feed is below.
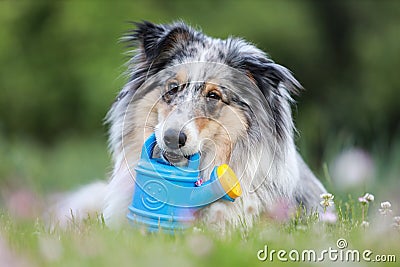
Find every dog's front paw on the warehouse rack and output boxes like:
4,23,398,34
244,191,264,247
197,201,234,234
206,201,229,224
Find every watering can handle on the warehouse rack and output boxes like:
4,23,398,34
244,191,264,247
141,133,200,169
141,133,157,160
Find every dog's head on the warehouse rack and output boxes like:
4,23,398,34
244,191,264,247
109,21,302,169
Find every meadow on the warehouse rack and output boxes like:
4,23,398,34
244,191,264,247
0,134,399,267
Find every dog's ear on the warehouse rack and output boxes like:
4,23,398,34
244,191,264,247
243,56,303,97
126,21,194,62
242,55,303,140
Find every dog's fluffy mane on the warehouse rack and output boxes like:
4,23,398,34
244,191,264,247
51,21,327,232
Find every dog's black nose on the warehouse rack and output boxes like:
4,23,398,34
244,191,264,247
164,129,187,149
178,131,187,147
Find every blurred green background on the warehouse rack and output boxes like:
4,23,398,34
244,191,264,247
0,0,399,196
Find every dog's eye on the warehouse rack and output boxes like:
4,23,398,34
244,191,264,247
167,82,180,95
206,91,221,101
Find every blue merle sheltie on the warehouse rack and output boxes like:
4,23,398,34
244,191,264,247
51,21,327,232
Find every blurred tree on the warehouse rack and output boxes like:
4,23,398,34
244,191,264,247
297,1,400,165
0,0,399,165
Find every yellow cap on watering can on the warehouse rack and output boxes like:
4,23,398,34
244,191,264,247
216,164,242,199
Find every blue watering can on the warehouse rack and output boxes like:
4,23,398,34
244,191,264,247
127,133,242,232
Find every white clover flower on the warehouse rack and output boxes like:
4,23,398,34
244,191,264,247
378,201,392,216
360,221,369,228
320,199,334,208
320,193,334,200
392,216,400,230
364,193,374,202
320,193,334,209
358,196,368,204
358,193,374,204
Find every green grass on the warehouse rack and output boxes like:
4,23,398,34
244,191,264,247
1,206,399,267
0,135,399,266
